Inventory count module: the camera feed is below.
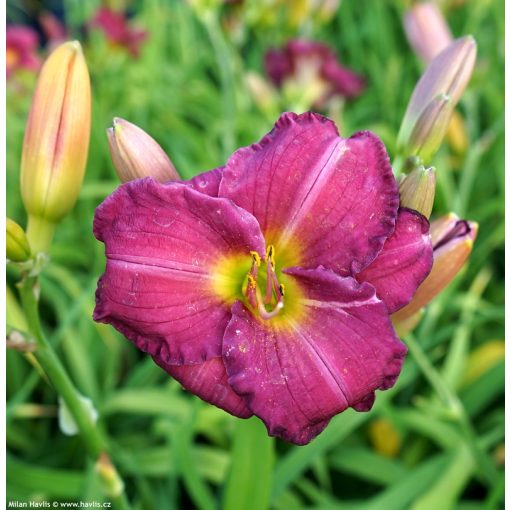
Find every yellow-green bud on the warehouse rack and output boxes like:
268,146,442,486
399,166,436,218
96,453,125,498
6,218,31,262
21,41,91,223
107,118,180,183
20,41,91,253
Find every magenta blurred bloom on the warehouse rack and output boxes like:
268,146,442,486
90,8,147,58
404,2,453,64
39,11,68,49
94,112,432,444
265,39,365,103
6,25,40,78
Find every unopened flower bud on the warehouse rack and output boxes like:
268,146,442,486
404,2,453,64
96,453,125,497
399,166,436,218
21,41,91,252
107,118,180,183
6,218,31,262
392,214,477,322
407,93,453,162
397,36,476,163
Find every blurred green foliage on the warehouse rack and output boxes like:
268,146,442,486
6,0,504,509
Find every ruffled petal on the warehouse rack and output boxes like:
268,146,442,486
219,112,399,276
222,267,406,445
187,166,224,197
94,178,265,364
154,356,253,418
356,208,433,313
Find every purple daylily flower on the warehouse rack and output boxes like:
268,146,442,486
93,112,433,445
265,39,365,103
89,8,147,58
6,25,40,78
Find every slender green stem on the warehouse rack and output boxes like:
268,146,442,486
17,274,132,509
26,215,56,255
392,154,405,178
406,334,499,488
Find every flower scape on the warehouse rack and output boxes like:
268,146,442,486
93,112,434,445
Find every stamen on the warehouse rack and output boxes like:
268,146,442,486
243,245,285,320
250,251,261,267
245,274,258,309
266,245,276,268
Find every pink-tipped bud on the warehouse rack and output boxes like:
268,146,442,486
397,36,476,163
6,218,31,262
392,213,478,322
107,118,180,183
21,41,91,224
404,2,453,64
399,166,436,218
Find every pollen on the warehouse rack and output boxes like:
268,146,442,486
250,251,262,266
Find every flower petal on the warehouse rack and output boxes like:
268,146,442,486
94,178,265,364
154,356,253,418
356,208,433,313
187,166,224,197
219,112,399,275
222,267,406,445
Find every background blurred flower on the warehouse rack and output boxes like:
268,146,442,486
404,2,453,64
89,7,148,57
265,39,365,108
39,11,68,50
6,25,40,78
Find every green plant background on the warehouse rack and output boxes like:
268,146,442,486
6,1,504,509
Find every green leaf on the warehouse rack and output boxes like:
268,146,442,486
330,446,407,486
460,361,504,417
365,453,450,510
222,417,274,510
7,455,85,499
410,445,474,510
271,408,369,501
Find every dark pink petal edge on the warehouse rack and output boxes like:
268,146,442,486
356,208,433,313
93,177,265,365
223,266,406,445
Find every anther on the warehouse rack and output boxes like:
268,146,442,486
250,251,261,267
